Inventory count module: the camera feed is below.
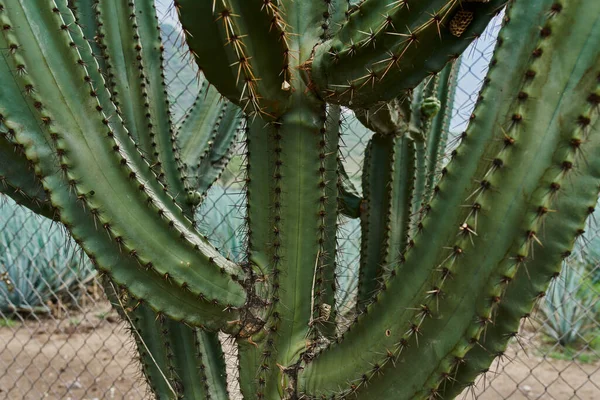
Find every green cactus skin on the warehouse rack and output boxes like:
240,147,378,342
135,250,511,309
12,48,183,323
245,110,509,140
242,91,339,399
439,1,600,397
188,102,242,201
174,0,292,117
104,279,230,400
318,104,342,339
0,0,245,327
0,134,54,218
1,1,599,400
424,61,461,206
308,0,508,109
300,1,600,399
356,133,415,310
174,81,243,208
93,0,193,216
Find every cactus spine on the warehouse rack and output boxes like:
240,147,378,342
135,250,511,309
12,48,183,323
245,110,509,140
1,0,599,399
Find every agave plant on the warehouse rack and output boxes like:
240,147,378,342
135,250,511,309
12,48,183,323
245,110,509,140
0,198,95,314
0,0,599,399
542,261,598,347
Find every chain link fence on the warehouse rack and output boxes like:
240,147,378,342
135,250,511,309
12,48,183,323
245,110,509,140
0,2,598,399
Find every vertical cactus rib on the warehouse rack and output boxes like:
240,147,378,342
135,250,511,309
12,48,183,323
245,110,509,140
176,82,224,161
313,104,341,339
134,0,191,213
238,117,279,400
356,132,415,310
192,102,243,198
423,61,461,205
175,82,243,204
265,98,330,399
175,0,291,116
93,0,156,168
0,0,245,326
308,0,507,108
300,0,600,398
66,0,106,70
176,84,243,202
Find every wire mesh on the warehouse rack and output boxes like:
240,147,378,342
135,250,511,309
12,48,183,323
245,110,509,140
0,2,598,399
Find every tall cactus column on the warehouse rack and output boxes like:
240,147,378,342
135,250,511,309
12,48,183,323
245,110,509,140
242,93,339,399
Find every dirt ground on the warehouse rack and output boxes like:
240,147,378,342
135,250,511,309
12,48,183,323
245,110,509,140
0,304,598,400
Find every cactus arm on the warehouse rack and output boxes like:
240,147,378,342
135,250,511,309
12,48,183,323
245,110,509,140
175,84,242,202
300,0,600,397
442,112,600,398
93,0,155,167
338,158,362,219
408,83,428,227
128,304,176,399
0,0,245,326
177,84,227,172
161,318,230,399
423,61,461,204
0,134,54,219
197,330,230,400
134,0,190,210
105,278,230,400
175,0,291,116
356,133,415,309
192,102,242,196
94,0,190,214
308,0,507,109
440,13,600,398
358,21,600,394
313,104,342,339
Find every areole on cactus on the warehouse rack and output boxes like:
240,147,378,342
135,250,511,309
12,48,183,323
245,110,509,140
0,0,598,399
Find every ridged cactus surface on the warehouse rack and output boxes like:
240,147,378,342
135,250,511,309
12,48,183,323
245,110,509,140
0,0,598,399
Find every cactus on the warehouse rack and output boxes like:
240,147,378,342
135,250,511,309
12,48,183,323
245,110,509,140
0,0,599,399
